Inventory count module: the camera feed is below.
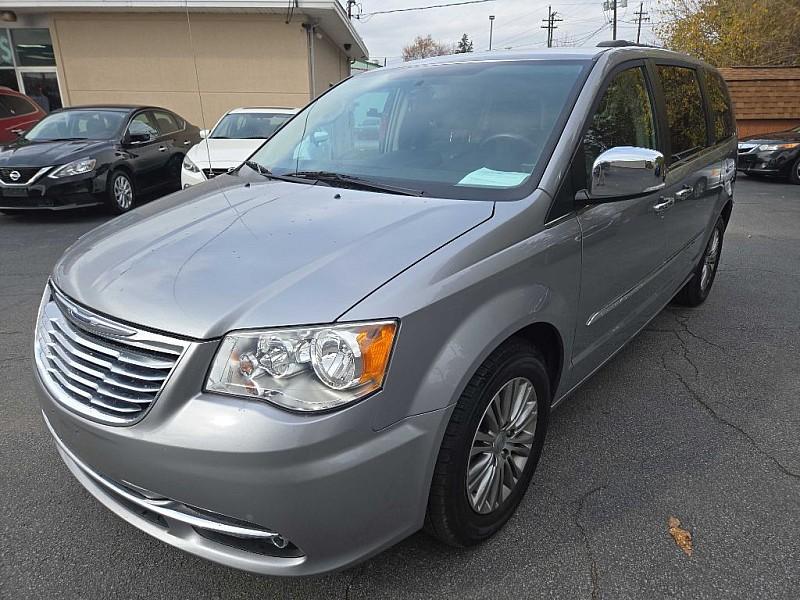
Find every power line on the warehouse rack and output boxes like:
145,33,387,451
356,0,495,19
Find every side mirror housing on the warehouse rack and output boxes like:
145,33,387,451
312,130,330,145
581,146,666,204
199,129,209,139
125,132,152,146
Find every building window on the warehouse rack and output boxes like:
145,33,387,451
11,28,56,67
0,28,62,112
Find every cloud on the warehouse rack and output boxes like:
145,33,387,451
354,0,660,62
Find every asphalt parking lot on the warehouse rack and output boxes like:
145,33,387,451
1,177,799,600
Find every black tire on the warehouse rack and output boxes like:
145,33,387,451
425,338,551,547
167,155,183,192
106,169,135,214
673,215,725,307
789,157,800,185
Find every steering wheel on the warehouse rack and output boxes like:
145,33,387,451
480,133,538,154
479,134,538,171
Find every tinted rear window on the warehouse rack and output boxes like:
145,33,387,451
0,95,37,117
703,70,735,142
657,65,708,162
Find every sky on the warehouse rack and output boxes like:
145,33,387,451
351,0,663,63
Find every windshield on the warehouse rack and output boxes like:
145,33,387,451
211,112,294,139
249,60,587,200
24,110,127,141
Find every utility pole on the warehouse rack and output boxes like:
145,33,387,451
602,0,627,41
613,0,617,40
488,15,495,50
634,2,650,44
540,6,563,48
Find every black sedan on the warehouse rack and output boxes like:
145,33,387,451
738,125,800,184
0,105,200,213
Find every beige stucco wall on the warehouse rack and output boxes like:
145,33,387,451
313,32,350,97
50,12,312,127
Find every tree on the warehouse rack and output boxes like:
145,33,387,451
456,33,474,54
656,0,800,66
402,35,452,61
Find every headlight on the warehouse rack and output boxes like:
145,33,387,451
757,143,800,152
182,156,200,173
205,320,397,412
48,158,96,178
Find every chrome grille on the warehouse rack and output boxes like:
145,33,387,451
34,286,189,425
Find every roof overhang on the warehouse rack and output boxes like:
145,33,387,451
0,0,368,59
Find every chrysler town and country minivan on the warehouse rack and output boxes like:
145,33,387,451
34,44,736,576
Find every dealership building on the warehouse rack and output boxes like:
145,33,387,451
0,1,367,127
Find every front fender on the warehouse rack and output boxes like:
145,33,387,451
340,197,582,432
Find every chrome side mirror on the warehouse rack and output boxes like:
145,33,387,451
586,146,666,202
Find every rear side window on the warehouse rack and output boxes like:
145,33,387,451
656,65,708,162
0,94,37,116
584,66,657,176
152,110,179,134
703,70,735,142
128,112,159,139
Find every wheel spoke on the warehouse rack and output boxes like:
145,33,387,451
507,441,531,457
473,458,496,509
502,456,516,493
474,430,494,444
488,459,503,510
467,454,493,492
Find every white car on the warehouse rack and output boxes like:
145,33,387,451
181,107,298,187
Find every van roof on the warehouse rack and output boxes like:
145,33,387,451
372,45,708,72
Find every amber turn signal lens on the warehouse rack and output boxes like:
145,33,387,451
357,322,397,386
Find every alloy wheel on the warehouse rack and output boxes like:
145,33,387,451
700,228,720,291
113,174,133,210
467,377,537,514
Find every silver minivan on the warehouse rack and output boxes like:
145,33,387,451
34,44,737,576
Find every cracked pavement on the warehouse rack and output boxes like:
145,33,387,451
2,178,799,599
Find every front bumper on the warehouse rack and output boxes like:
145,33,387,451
36,362,451,575
0,170,105,210
737,150,797,176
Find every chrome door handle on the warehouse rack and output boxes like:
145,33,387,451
674,186,693,201
653,197,674,213
183,140,191,146
158,146,167,152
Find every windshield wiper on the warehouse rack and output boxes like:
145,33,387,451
286,171,424,196
36,137,89,142
240,160,316,184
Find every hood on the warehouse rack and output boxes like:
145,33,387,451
0,138,111,167
53,175,494,339
188,138,266,168
742,130,800,144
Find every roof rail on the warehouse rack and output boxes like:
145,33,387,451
596,40,656,48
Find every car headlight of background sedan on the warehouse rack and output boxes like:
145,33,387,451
48,158,97,178
182,156,200,173
757,143,800,152
205,320,397,412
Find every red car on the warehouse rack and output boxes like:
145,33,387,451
0,87,46,144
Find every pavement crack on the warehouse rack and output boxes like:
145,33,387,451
665,309,727,352
660,353,800,481
574,485,605,600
